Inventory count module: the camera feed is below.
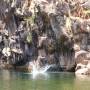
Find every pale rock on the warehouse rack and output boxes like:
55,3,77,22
75,50,87,59
86,63,90,69
81,0,90,9
11,48,23,54
74,44,80,51
86,53,90,59
77,63,86,68
75,68,88,75
2,47,11,57
38,36,47,47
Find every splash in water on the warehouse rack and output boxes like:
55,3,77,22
29,61,51,79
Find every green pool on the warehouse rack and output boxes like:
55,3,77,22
0,70,90,90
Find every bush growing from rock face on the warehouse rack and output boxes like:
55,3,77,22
56,35,74,53
26,32,32,44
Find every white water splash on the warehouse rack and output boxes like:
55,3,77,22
29,61,51,79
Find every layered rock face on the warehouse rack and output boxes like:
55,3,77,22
0,0,90,72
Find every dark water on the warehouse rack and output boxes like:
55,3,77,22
0,70,90,90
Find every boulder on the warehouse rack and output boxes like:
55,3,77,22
11,48,23,54
75,52,90,75
2,47,11,57
75,68,88,75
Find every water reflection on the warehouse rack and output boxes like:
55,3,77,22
74,75,90,90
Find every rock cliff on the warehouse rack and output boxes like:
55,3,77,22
0,0,90,73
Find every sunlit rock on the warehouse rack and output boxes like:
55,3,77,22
76,63,86,70
86,53,90,59
2,47,11,57
38,35,47,47
74,44,80,51
75,68,88,75
86,62,90,69
75,50,87,59
11,48,23,54
81,0,90,9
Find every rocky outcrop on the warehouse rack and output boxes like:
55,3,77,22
0,0,90,73
75,50,90,75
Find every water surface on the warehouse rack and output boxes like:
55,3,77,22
0,70,90,90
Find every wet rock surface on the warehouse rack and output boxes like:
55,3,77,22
0,0,90,73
